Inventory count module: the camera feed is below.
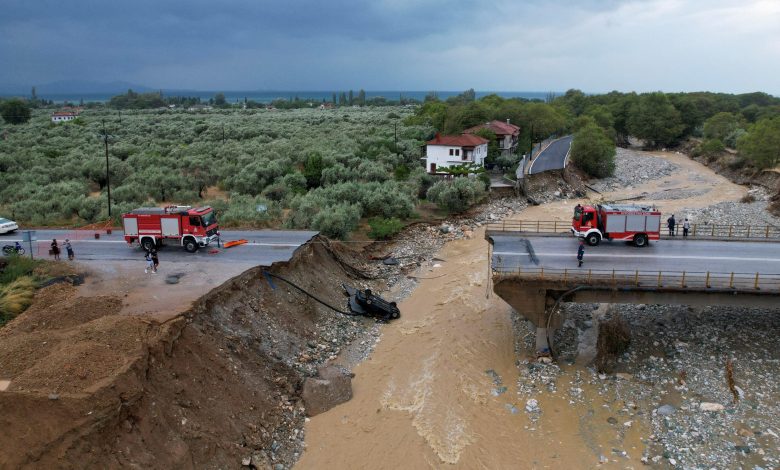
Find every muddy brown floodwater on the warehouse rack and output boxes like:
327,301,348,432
297,151,747,469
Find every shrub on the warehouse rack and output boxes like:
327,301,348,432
426,177,486,213
368,217,404,240
698,139,725,157
310,203,361,239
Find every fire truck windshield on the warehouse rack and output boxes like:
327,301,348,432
201,211,217,227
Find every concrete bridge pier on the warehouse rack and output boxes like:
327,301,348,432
492,281,566,355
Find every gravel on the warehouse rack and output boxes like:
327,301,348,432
681,187,780,227
589,148,679,192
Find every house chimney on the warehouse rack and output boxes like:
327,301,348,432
506,118,510,124
434,132,440,142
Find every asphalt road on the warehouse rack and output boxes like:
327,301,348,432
528,135,573,174
0,229,319,266
490,235,780,275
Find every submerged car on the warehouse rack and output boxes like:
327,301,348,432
0,218,18,234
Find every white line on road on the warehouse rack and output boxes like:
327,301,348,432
492,251,780,262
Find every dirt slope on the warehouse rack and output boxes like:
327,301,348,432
0,236,370,469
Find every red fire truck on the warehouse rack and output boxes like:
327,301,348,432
571,203,661,247
122,205,219,252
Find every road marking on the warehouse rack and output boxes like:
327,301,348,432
492,251,780,262
528,135,572,175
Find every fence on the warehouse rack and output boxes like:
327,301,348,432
493,266,780,293
486,220,780,240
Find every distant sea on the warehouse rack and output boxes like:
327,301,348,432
2,90,555,104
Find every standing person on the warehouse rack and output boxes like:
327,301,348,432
577,240,585,267
682,218,690,238
667,214,676,236
64,239,75,260
50,239,60,261
151,249,159,273
144,250,155,274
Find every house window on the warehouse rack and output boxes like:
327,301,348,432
455,149,460,156
449,148,454,156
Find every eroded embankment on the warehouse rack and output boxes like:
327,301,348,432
0,236,371,469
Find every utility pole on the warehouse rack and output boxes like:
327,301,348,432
118,110,121,124
102,120,112,217
222,124,225,145
394,121,399,157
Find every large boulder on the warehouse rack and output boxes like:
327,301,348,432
301,366,353,416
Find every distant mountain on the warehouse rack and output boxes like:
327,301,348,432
36,80,153,94
0,80,153,96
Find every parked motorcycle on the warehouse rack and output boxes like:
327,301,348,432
2,243,25,256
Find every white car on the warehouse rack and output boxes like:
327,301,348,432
0,218,19,234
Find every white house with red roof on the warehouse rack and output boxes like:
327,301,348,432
51,111,76,123
423,133,489,174
464,119,521,156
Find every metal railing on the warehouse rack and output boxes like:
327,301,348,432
486,220,571,234
493,266,780,293
486,220,780,240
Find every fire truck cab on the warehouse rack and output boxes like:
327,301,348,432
571,203,661,247
122,205,219,252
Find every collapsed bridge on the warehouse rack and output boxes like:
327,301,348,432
486,222,780,353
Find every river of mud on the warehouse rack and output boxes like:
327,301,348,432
296,151,749,469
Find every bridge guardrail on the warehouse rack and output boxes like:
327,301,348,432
486,221,780,240
492,266,780,293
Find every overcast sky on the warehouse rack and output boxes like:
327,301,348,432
1,0,778,94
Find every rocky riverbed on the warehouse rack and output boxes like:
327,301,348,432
503,148,780,468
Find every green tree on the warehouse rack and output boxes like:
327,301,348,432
0,99,32,124
703,112,744,143
523,103,566,140
474,128,500,165
303,152,325,189
737,117,780,169
214,92,227,107
348,90,354,105
358,89,366,106
571,123,616,178
627,92,685,147
558,89,588,116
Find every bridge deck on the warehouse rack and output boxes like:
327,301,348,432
486,221,780,243
490,235,780,294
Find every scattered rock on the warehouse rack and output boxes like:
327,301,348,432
699,402,725,412
301,366,353,416
656,405,676,416
525,398,540,413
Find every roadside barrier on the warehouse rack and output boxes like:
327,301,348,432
492,265,780,293
486,221,780,241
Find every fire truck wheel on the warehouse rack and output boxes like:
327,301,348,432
586,233,601,246
634,234,648,247
141,238,155,251
183,238,198,253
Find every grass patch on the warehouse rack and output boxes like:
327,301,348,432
0,256,71,326
367,217,404,240
0,276,36,325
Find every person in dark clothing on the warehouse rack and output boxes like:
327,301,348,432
577,240,585,267
682,218,690,238
151,249,159,273
667,214,676,236
50,239,60,261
